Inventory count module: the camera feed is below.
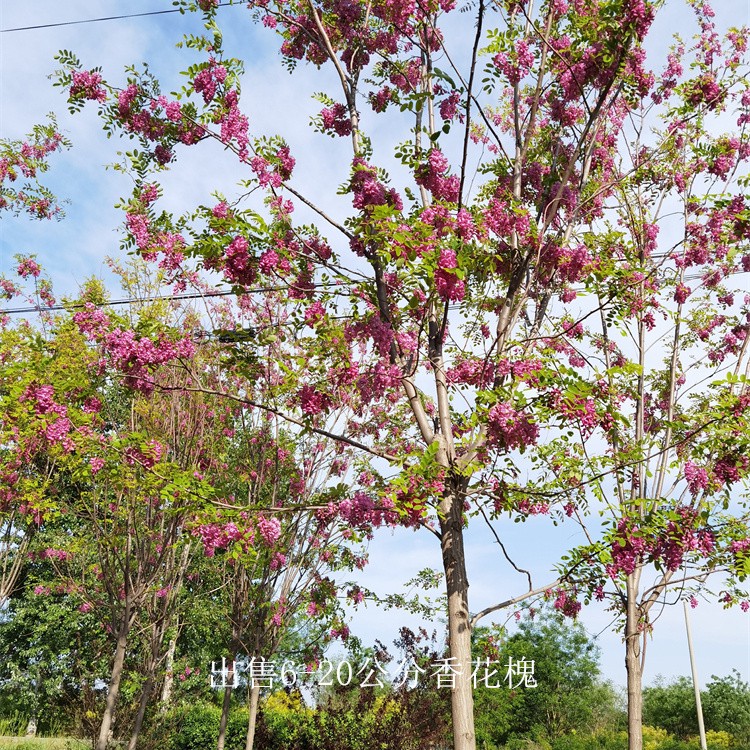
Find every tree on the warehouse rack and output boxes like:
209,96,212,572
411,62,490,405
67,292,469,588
702,671,750,746
643,676,700,741
644,671,750,746
0,118,68,219
473,610,620,747
0,259,378,748
526,7,750,745
196,418,371,750
49,1,750,749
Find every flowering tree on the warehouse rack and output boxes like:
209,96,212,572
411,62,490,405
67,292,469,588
51,0,750,748
0,278,224,750
520,12,750,746
1,125,68,606
1,257,379,747
0,118,68,219
195,415,375,750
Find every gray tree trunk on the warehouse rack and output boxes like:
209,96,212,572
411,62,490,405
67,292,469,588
159,631,178,709
244,683,261,750
625,575,643,750
440,479,476,750
96,623,129,750
127,674,154,750
216,681,233,750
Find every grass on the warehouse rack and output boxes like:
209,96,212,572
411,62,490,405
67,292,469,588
0,738,89,750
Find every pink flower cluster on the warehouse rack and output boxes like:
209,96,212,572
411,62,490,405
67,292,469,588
415,149,460,203
73,303,111,340
685,73,724,110
446,357,495,389
550,588,581,618
340,491,396,527
486,401,539,451
553,393,602,437
223,235,256,286
115,85,203,163
193,59,228,103
21,384,66,417
103,328,197,393
298,385,333,416
257,515,282,546
608,509,716,579
320,103,352,136
69,70,106,102
124,439,165,469
351,158,403,212
492,40,535,85
1,129,64,210
194,521,253,557
40,548,70,561
439,91,461,122
684,461,709,495
17,257,42,279
435,247,465,301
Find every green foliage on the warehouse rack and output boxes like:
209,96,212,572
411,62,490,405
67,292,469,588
255,685,442,750
702,672,750,746
473,610,620,748
644,677,698,740
167,702,221,750
0,583,109,736
644,672,750,748
150,701,248,750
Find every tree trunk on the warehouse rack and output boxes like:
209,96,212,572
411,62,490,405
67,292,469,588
216,682,233,750
127,674,154,750
244,683,261,750
439,479,476,750
159,631,177,709
625,575,643,750
96,623,130,750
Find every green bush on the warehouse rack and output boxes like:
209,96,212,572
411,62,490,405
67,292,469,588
170,702,222,750
225,707,249,750
153,701,250,750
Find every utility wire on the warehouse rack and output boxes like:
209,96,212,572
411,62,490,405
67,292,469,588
0,2,235,34
0,283,337,315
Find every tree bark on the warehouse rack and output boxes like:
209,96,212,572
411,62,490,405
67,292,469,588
127,674,154,750
439,479,476,750
244,683,261,750
216,681,233,750
159,631,177,710
96,623,130,750
625,575,643,750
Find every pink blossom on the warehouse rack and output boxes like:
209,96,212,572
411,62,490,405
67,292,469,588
257,515,282,546
270,552,287,570
304,301,326,326
684,461,708,496
46,417,72,444
126,213,151,249
298,385,332,416
212,201,229,218
70,70,107,102
486,402,539,451
17,257,41,278
258,249,280,275
320,103,352,137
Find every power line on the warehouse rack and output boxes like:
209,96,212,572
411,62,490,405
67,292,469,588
0,283,336,316
0,3,236,34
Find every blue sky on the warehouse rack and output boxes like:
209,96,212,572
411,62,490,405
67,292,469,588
2,0,750,691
